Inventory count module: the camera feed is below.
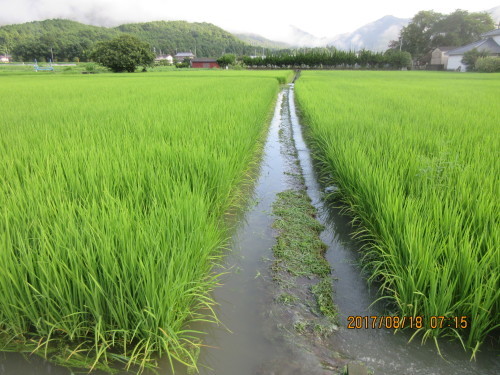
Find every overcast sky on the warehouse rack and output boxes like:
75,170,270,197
1,0,499,42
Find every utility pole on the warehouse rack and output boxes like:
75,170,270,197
50,47,54,62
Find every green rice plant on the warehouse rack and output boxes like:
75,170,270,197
0,70,290,372
295,71,499,355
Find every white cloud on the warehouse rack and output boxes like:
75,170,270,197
0,0,498,42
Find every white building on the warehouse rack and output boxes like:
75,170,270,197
155,54,173,64
446,29,500,71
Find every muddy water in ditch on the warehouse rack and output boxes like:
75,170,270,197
2,86,498,375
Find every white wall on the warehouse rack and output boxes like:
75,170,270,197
447,55,466,71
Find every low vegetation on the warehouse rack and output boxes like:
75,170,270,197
0,70,291,372
295,71,499,355
461,48,490,71
273,189,335,319
475,56,500,73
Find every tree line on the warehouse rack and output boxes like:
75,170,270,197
242,49,412,69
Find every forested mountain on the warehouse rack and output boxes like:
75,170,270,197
0,19,255,61
117,21,253,57
234,32,292,50
0,19,119,61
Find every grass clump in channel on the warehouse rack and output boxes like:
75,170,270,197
273,189,335,320
0,70,292,372
295,70,499,355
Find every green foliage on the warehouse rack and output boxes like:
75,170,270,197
84,62,97,72
1,19,258,62
0,71,287,371
90,34,155,72
394,9,494,63
117,21,255,57
475,56,500,72
243,48,411,69
217,53,236,67
3,19,118,62
233,33,291,49
296,71,499,354
461,48,490,71
384,50,412,69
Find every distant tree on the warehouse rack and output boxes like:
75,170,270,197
396,10,442,63
217,53,236,68
384,50,412,69
392,9,494,64
431,10,494,47
462,48,490,71
90,35,155,72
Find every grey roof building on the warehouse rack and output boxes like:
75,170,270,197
446,28,500,71
174,52,195,62
447,38,500,56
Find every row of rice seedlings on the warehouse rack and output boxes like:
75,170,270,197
0,71,287,371
294,71,499,355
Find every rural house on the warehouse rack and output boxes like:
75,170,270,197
0,54,11,63
429,47,455,69
446,28,500,71
155,54,173,64
174,52,195,62
190,58,220,69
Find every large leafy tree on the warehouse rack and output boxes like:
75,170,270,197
90,34,155,72
431,10,494,47
398,10,441,60
391,9,494,64
217,53,236,67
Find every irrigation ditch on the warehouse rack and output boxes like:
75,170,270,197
1,79,499,375
167,83,499,375
167,82,499,375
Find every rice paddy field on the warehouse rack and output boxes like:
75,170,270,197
294,71,499,354
0,70,292,372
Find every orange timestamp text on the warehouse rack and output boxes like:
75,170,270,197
347,315,469,330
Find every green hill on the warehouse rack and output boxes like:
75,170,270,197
0,19,119,61
234,32,293,50
117,21,253,57
0,19,255,62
